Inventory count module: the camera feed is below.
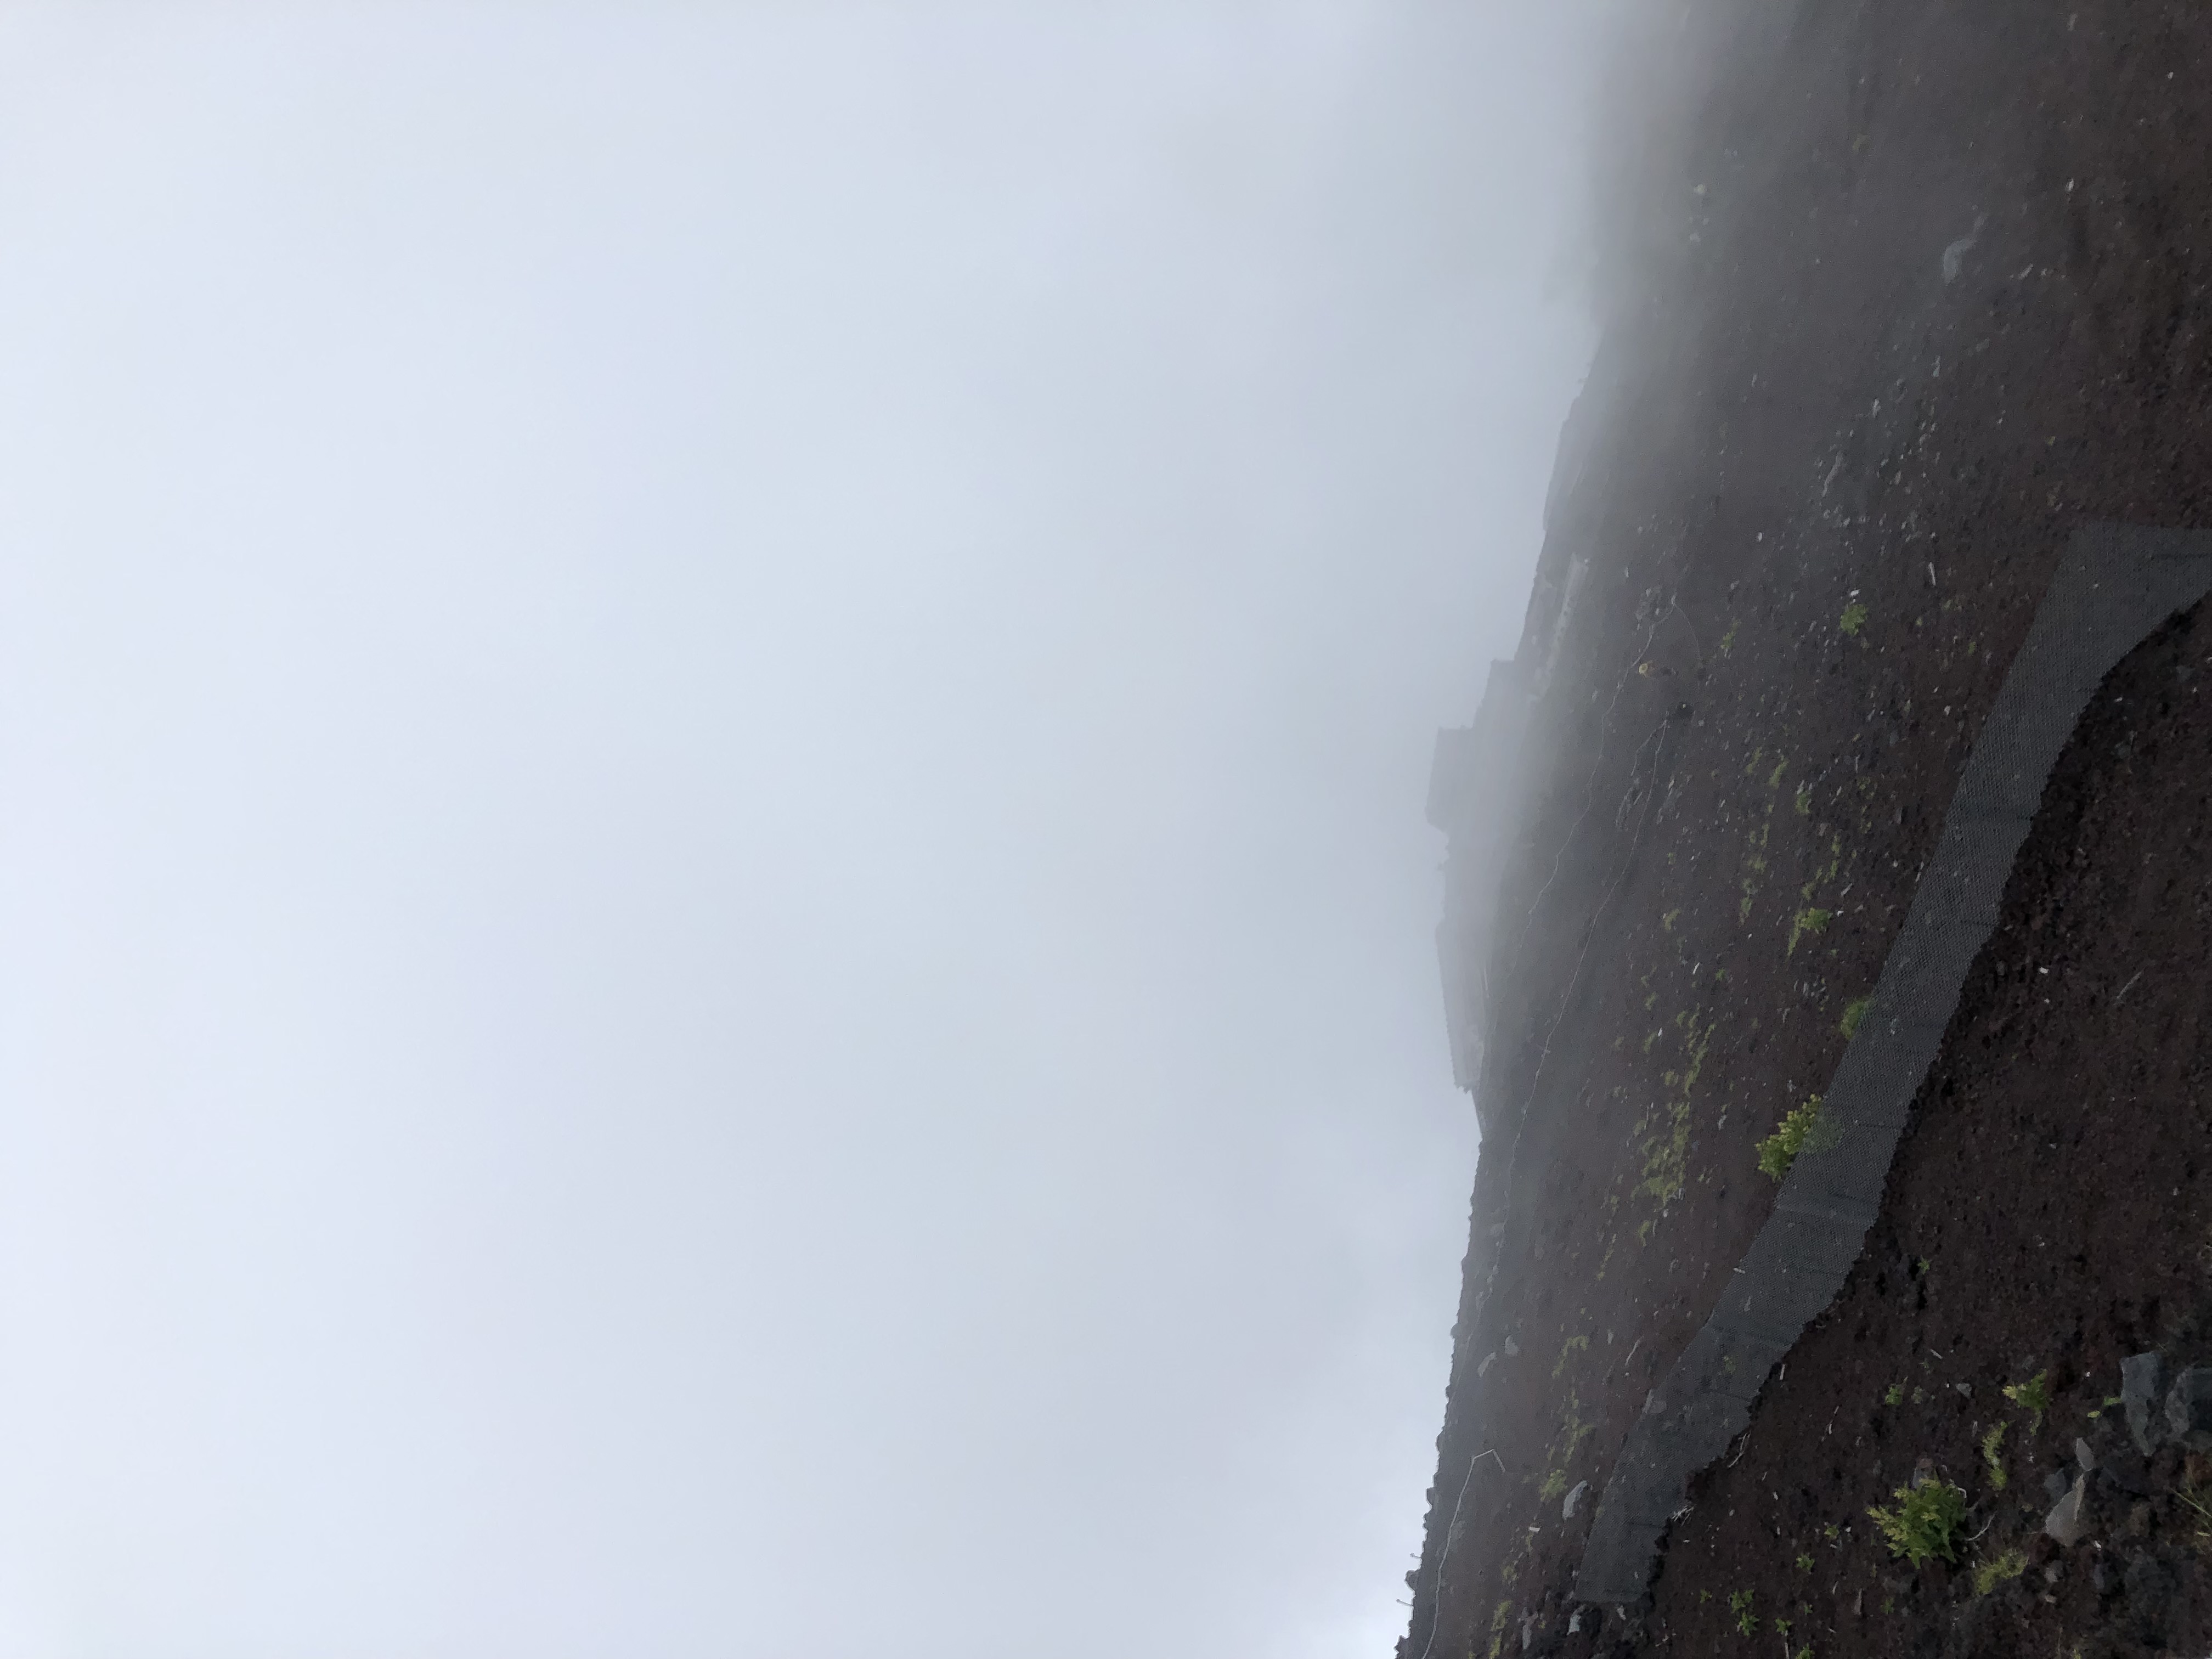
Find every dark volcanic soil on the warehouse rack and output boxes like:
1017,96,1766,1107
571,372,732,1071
1402,1,2212,1656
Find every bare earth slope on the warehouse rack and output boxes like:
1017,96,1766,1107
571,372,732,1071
1403,1,2212,1655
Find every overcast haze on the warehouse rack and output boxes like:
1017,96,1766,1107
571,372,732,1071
0,7,1597,1655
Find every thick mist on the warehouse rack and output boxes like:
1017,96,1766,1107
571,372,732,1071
0,7,1597,1656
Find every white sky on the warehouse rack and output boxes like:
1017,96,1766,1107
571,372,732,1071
0,6,1596,1656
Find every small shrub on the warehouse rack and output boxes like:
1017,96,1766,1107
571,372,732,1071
1980,1423,2008,1490
1839,995,1873,1039
1758,1096,1831,1180
1795,1551,1814,1572
2004,1372,2052,1432
1971,1547,2027,1595
1840,600,1869,636
1868,1479,1968,1566
1884,1381,1905,1407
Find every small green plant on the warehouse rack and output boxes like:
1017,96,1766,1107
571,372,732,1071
1822,1522,1841,1544
1794,781,1814,816
1840,995,1873,1039
1758,1096,1831,1180
1840,600,1869,637
1971,1547,2027,1595
1728,1588,1756,1635
2003,1372,2052,1432
1795,1551,1814,1571
1980,1422,2008,1490
1867,1478,1968,1565
1787,907,1833,956
1884,1381,1905,1407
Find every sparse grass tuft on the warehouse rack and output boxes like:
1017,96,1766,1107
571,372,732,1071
1839,995,1873,1039
1971,1547,2027,1595
2003,1372,2052,1432
1980,1422,2008,1490
1840,600,1869,636
1787,907,1833,956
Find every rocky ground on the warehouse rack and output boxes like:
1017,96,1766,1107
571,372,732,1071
1401,0,2212,1655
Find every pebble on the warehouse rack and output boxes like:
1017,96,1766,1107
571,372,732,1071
2044,1473,2090,1547
1563,1480,1590,1520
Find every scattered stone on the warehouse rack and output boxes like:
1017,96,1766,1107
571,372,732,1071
2075,1436,2095,1471
1563,1480,1590,1520
2164,1365,2212,1449
2044,1472,2090,1546
1505,1337,1521,1358
2044,1469,2073,1506
2123,1351,2165,1453
2092,1559,2117,1599
1478,1352,1497,1379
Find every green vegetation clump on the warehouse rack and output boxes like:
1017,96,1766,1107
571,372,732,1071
1840,600,1870,636
2004,1372,2052,1432
1728,1588,1756,1635
1840,995,1873,1039
1980,1422,2008,1490
1971,1548,2028,1595
1787,906,1834,956
1884,1381,1905,1407
1869,1479,1968,1566
1758,1096,1829,1180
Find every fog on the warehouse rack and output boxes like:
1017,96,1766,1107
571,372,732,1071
0,7,1597,1655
